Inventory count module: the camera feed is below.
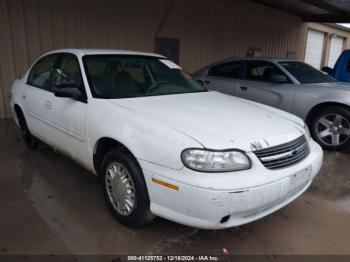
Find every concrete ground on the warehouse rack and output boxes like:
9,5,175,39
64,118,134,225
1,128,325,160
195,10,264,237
0,119,350,256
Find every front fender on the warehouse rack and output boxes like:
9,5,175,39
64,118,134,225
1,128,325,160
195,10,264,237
87,100,202,171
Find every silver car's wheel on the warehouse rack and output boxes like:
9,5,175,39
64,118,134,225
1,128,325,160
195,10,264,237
315,113,350,147
105,162,136,216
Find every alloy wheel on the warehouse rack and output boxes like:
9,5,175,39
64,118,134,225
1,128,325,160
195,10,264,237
315,113,350,146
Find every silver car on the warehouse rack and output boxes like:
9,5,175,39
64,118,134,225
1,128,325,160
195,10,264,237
193,58,350,151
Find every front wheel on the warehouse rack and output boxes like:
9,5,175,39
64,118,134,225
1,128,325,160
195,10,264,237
101,149,155,227
310,106,350,151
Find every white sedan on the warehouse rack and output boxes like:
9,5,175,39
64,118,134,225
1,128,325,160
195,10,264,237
10,49,323,229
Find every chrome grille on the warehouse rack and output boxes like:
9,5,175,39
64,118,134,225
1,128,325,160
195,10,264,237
254,136,310,170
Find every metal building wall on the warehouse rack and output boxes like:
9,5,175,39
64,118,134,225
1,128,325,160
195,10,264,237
0,0,318,119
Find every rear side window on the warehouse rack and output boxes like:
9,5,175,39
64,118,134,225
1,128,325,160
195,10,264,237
27,55,57,90
208,61,242,79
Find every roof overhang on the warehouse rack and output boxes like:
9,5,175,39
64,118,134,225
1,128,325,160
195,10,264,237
252,0,350,23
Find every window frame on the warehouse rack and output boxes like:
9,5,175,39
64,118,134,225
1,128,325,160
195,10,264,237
26,54,59,91
207,61,244,80
243,60,292,83
54,52,87,103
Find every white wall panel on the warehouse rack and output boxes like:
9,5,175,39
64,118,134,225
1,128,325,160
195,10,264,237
328,36,344,68
304,29,325,69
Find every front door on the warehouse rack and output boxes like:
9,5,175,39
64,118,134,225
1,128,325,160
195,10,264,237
49,53,89,166
237,60,296,113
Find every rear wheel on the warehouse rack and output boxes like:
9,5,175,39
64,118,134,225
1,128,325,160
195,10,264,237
101,149,154,227
310,106,350,151
18,112,39,149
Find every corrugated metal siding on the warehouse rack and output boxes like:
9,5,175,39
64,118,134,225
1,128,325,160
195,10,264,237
0,0,349,119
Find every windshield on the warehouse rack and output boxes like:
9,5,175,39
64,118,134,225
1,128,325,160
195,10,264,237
83,55,207,99
278,61,337,84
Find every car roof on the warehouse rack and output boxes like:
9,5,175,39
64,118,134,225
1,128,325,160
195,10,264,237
41,48,165,58
205,57,302,68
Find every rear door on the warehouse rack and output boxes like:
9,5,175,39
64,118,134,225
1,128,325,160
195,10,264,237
237,60,296,113
202,61,243,96
23,54,58,141
49,53,89,165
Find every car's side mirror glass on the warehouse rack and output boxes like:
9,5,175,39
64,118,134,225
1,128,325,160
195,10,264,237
321,66,333,75
54,84,82,100
271,74,289,83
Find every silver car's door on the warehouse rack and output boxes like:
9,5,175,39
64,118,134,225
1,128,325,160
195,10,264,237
202,61,243,96
237,60,296,113
23,54,58,141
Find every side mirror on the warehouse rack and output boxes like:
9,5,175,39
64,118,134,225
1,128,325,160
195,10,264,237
321,66,333,75
271,74,288,83
54,84,82,100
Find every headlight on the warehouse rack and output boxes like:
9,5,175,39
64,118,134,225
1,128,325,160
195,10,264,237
181,149,251,172
304,123,311,139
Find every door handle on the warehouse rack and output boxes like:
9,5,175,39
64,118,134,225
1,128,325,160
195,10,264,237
240,86,248,91
205,80,211,84
22,93,27,100
44,100,52,110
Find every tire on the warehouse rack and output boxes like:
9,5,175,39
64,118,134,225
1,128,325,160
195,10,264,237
18,112,39,149
310,106,350,151
101,148,154,227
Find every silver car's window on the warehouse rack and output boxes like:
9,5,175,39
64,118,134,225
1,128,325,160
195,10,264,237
279,61,337,84
245,61,288,82
208,61,243,79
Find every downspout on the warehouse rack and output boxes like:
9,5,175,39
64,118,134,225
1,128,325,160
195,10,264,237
154,0,175,49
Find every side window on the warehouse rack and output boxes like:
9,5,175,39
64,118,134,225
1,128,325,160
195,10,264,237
245,61,287,82
54,55,83,89
27,55,57,89
208,61,242,79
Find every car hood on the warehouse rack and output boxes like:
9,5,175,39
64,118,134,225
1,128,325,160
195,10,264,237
108,92,306,152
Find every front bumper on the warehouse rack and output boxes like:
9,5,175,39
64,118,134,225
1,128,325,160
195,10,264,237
140,139,323,229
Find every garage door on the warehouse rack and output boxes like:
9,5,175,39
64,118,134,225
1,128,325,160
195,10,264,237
328,36,344,68
304,29,325,69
